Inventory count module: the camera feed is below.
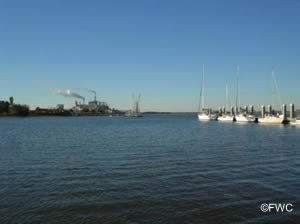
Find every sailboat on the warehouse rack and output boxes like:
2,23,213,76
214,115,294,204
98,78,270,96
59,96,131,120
235,111,256,122
126,94,143,117
198,64,218,121
258,114,285,124
258,70,285,124
217,85,235,122
290,119,300,125
234,65,256,122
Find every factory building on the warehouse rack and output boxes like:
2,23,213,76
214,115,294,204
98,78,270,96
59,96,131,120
73,100,111,114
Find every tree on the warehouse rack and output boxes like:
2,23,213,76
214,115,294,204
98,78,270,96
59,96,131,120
0,101,9,113
9,104,29,116
9,97,14,105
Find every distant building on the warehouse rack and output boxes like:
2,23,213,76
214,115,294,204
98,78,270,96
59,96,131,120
88,100,109,110
73,100,111,114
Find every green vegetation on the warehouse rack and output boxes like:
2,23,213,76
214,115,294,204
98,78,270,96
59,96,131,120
0,97,29,116
0,96,124,117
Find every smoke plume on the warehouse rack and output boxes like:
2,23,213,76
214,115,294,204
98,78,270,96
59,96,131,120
55,89,85,102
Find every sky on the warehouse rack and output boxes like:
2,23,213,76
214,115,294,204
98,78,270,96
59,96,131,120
0,0,300,112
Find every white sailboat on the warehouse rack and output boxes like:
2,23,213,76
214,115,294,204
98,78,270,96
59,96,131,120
198,64,218,121
126,94,143,117
258,114,285,124
234,65,256,122
218,85,235,122
290,119,300,125
198,112,217,121
258,70,285,124
235,113,257,122
218,114,235,121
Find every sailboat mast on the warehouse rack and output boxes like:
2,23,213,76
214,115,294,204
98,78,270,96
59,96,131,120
202,64,205,110
272,69,282,110
198,64,205,113
235,65,240,113
226,84,229,112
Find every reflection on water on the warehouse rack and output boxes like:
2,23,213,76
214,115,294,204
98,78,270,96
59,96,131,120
0,115,299,224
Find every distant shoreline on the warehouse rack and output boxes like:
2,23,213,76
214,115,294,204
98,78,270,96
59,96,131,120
0,112,198,118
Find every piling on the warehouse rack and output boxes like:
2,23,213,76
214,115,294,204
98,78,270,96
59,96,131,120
282,104,287,119
261,105,265,118
267,105,272,114
234,106,238,115
290,104,295,119
250,105,254,115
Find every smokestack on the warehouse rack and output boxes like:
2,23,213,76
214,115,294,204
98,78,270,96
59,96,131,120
87,89,97,102
261,105,265,118
290,104,295,119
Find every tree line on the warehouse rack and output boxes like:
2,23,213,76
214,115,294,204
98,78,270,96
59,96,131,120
0,97,29,116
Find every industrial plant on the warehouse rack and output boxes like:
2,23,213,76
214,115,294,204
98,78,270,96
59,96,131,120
0,88,125,117
55,89,115,116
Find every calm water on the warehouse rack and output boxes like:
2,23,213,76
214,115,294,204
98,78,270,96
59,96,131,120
0,115,299,224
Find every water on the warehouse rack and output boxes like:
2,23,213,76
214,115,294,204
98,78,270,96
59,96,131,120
0,115,299,224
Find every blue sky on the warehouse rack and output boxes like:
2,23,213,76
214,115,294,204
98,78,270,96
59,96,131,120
0,0,300,111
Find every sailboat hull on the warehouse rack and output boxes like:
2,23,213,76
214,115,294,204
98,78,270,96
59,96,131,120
291,119,300,125
198,114,217,121
258,116,285,124
235,114,256,122
218,115,235,122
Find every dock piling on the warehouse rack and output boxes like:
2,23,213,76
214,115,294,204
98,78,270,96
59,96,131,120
261,105,265,118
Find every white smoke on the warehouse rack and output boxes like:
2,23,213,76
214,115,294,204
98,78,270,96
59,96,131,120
86,89,96,95
54,89,85,102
